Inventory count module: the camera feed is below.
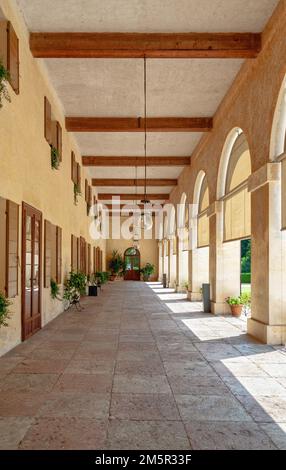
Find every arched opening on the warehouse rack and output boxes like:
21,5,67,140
189,171,210,300
124,247,140,281
215,129,252,313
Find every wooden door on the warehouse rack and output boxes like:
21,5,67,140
22,203,42,341
124,248,140,280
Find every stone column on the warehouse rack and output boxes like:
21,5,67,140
176,229,186,292
247,163,286,344
158,241,163,282
208,201,241,314
187,213,203,301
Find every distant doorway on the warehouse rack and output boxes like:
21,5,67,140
124,247,140,280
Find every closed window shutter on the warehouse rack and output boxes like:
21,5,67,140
197,213,209,248
93,246,96,273
223,186,251,241
44,220,52,288
76,163,81,189
7,21,19,94
71,235,77,271
88,244,91,275
56,122,62,161
100,251,103,271
71,152,76,183
85,180,88,202
44,97,52,144
0,197,6,293
5,200,19,298
50,224,57,281
56,226,62,283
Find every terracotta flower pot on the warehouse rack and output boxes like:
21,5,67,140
230,304,243,317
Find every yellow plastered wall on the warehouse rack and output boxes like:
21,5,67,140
0,0,106,355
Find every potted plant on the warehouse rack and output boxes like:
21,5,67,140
87,274,98,297
140,263,155,281
108,250,124,280
226,296,243,317
0,292,11,327
0,60,11,109
63,271,87,308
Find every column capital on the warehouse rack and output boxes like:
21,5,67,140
248,162,281,193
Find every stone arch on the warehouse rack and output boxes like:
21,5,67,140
270,74,286,161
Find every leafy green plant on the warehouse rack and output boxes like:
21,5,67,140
108,250,125,277
50,145,60,170
240,291,251,306
95,271,109,285
74,183,81,205
0,292,11,327
226,296,242,306
0,60,11,109
63,271,87,302
50,279,61,300
140,263,155,281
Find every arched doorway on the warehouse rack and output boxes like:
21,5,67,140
124,247,140,280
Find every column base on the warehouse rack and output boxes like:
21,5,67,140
247,318,286,345
211,301,230,315
187,291,202,301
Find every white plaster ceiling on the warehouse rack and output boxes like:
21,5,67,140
74,132,203,156
16,0,280,202
17,0,279,33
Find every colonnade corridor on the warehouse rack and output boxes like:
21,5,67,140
0,281,285,450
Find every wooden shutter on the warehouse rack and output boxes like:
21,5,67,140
6,200,19,298
56,122,62,161
87,244,91,275
7,22,19,94
50,224,57,281
76,163,81,188
88,186,92,206
71,235,78,271
44,220,52,288
44,97,52,144
71,152,76,183
100,250,103,271
56,226,62,283
93,246,96,273
85,180,89,202
0,198,6,294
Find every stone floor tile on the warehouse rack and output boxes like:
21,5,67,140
175,394,252,422
106,419,191,450
19,417,107,450
13,359,69,374
168,374,232,396
113,374,172,394
259,423,286,449
235,394,286,423
53,373,113,393
0,392,48,417
0,373,60,392
185,421,277,449
222,376,286,397
0,417,34,449
64,359,115,375
211,360,268,377
163,361,217,377
37,392,110,418
115,360,165,375
110,393,180,420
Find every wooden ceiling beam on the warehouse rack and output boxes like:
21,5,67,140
92,178,177,186
66,117,212,132
30,32,261,59
82,156,190,166
98,193,169,201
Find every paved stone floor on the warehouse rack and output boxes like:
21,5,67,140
0,281,286,450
